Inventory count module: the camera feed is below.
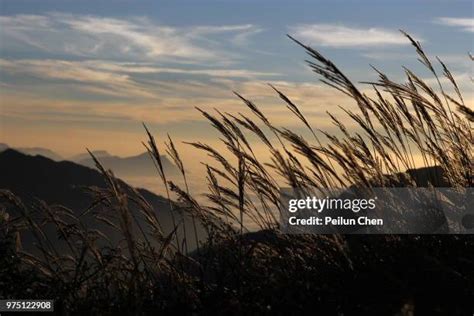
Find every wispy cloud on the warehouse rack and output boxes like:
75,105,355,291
290,24,413,48
0,59,155,98
1,76,356,126
81,61,280,78
436,17,474,32
362,51,416,60
0,58,280,98
190,24,256,35
0,13,262,63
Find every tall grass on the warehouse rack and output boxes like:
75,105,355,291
0,32,473,314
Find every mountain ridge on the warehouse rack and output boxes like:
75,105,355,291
0,149,203,251
0,143,178,178
77,150,178,178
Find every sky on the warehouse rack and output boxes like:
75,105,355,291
0,0,473,159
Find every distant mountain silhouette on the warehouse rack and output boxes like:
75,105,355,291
0,143,62,161
0,149,203,251
0,144,178,178
70,150,111,162
78,151,178,178
389,166,449,187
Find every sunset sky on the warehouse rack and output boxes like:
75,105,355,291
0,0,472,159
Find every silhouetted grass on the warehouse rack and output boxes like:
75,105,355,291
0,32,473,315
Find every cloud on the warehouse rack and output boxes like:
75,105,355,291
80,60,280,78
0,13,262,63
0,58,280,99
289,24,414,48
436,17,474,32
0,75,356,126
362,52,416,60
190,24,256,35
0,59,155,98
422,72,473,91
